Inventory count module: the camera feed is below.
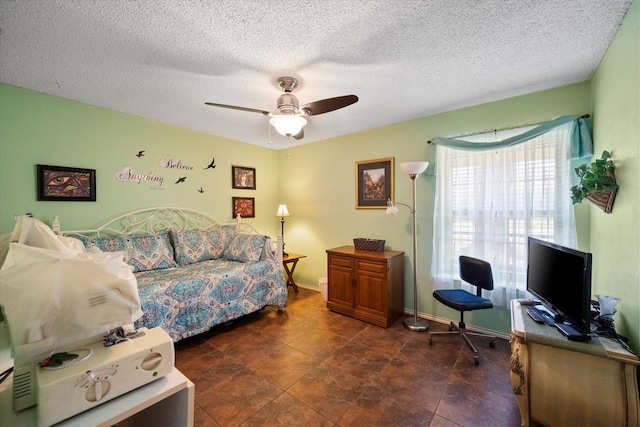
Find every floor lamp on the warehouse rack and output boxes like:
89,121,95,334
386,161,429,332
275,204,290,256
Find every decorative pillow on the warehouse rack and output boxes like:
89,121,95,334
171,227,235,266
91,235,127,252
72,234,91,249
223,233,267,263
92,232,177,273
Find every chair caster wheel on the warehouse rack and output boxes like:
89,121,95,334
490,340,496,348
474,356,480,366
429,336,433,345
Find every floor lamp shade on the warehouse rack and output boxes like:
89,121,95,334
400,161,429,175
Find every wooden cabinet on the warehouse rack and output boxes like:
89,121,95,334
326,246,404,328
510,300,639,427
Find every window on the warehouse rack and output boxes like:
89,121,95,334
431,122,578,306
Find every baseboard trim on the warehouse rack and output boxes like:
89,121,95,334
293,283,316,291
403,309,510,340
294,285,509,340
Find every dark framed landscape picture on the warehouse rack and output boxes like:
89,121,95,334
355,157,394,209
232,165,256,189
37,164,96,201
232,197,255,218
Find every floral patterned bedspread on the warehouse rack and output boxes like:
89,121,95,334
133,259,288,341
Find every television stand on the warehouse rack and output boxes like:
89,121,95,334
510,299,639,427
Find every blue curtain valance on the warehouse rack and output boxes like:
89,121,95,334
427,115,593,172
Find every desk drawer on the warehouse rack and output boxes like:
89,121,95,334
356,260,385,275
329,255,353,269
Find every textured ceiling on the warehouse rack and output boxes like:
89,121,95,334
0,0,632,149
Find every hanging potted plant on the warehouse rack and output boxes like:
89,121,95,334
570,151,619,213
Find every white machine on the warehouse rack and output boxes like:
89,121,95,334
0,216,169,425
12,327,174,426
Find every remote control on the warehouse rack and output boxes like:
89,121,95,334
518,299,540,306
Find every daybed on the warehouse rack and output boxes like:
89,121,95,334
63,207,288,342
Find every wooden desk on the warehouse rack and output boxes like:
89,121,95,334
282,253,306,292
509,300,639,427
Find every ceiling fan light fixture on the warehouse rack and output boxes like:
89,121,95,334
269,115,307,138
206,76,358,141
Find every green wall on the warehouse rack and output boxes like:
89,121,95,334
278,3,639,343
0,84,282,237
590,0,640,352
278,82,592,336
0,81,594,338
1,2,637,345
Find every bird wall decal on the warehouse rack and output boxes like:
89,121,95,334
204,157,216,170
136,150,145,157
197,187,204,193
175,177,186,184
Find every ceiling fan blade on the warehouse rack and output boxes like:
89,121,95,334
205,102,270,116
300,95,358,116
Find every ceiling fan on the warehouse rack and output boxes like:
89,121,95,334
205,76,358,140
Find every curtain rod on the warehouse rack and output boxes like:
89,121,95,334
426,114,590,144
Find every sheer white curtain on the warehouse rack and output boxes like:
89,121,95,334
431,122,577,307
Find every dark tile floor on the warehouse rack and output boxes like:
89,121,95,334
175,288,522,427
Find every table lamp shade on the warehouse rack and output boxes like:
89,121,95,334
276,204,290,217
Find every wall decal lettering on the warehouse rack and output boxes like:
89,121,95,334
115,166,164,186
160,158,194,170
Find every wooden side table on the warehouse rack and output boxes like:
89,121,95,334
282,253,306,292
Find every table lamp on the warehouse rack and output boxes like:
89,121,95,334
275,204,290,256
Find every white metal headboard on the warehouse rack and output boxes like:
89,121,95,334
61,207,283,263
62,207,260,237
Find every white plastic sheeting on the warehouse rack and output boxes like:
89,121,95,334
0,216,142,362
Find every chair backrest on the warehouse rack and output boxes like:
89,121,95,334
459,255,494,296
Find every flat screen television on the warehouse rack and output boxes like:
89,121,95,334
526,237,593,335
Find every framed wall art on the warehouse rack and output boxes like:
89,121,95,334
232,197,255,218
355,157,394,209
37,164,96,201
232,165,256,189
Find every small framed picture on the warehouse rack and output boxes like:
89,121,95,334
37,164,96,201
232,165,256,189
232,197,255,218
355,157,394,209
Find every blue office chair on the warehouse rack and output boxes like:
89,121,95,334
429,255,497,365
